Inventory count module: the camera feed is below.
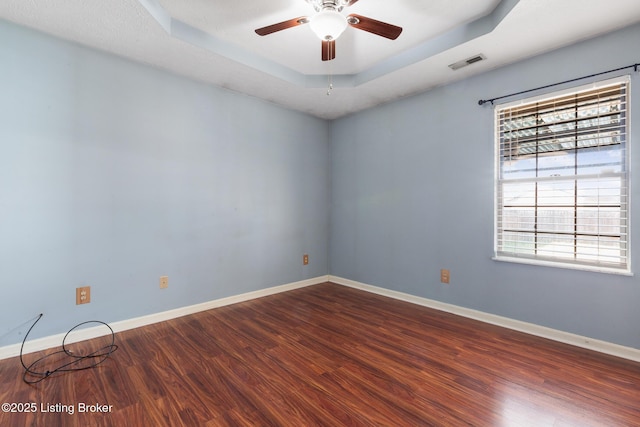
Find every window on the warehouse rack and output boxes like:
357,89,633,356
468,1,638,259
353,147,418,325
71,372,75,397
495,76,630,273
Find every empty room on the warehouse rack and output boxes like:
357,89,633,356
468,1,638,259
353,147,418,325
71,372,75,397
1,0,640,425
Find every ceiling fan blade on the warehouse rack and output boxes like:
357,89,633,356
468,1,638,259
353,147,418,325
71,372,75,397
322,40,336,61
347,14,402,40
255,16,309,36
346,0,360,6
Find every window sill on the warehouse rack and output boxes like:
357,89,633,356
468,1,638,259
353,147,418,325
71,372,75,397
492,255,633,276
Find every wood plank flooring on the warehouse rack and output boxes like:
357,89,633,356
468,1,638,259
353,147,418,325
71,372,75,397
1,282,639,426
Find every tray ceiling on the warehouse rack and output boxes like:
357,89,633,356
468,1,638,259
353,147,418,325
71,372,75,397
1,0,639,119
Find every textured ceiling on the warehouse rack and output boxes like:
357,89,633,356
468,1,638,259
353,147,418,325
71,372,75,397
1,0,640,119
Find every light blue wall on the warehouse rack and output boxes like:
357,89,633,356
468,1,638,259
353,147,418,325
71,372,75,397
3,17,639,352
0,20,330,345
330,23,640,349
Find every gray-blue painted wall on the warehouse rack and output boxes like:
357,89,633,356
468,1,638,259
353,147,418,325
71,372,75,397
0,20,330,346
330,23,640,349
3,17,640,351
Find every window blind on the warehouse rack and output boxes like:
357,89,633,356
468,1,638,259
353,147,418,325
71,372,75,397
495,76,630,272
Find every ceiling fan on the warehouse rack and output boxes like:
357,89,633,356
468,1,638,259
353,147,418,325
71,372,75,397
255,0,402,61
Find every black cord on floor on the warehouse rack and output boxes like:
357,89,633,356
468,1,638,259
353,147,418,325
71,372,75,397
20,313,119,384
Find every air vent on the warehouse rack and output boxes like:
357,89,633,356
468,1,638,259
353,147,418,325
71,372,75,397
448,54,486,70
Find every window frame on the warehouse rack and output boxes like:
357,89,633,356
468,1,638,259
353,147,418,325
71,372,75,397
493,75,632,275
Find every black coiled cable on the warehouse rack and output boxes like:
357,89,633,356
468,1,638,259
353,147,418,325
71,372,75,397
20,314,118,384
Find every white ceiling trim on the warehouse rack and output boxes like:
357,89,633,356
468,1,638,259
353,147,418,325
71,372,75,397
138,0,520,89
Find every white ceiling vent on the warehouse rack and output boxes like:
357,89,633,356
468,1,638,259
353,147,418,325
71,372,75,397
448,54,486,70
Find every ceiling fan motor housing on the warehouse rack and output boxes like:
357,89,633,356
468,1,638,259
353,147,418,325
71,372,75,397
306,0,350,13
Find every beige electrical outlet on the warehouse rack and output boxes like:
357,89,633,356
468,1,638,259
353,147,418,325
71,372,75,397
303,254,309,265
440,269,450,284
76,286,91,304
160,276,169,289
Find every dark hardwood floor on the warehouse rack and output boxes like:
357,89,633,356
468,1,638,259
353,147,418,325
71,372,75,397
1,282,639,426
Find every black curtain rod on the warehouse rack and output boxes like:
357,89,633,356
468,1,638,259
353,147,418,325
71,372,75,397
478,62,639,106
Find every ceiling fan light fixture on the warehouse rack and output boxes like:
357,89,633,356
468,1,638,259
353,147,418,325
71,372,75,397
310,10,348,41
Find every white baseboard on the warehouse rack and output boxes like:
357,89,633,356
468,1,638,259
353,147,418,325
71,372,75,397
7,274,638,363
329,275,640,363
0,275,329,360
